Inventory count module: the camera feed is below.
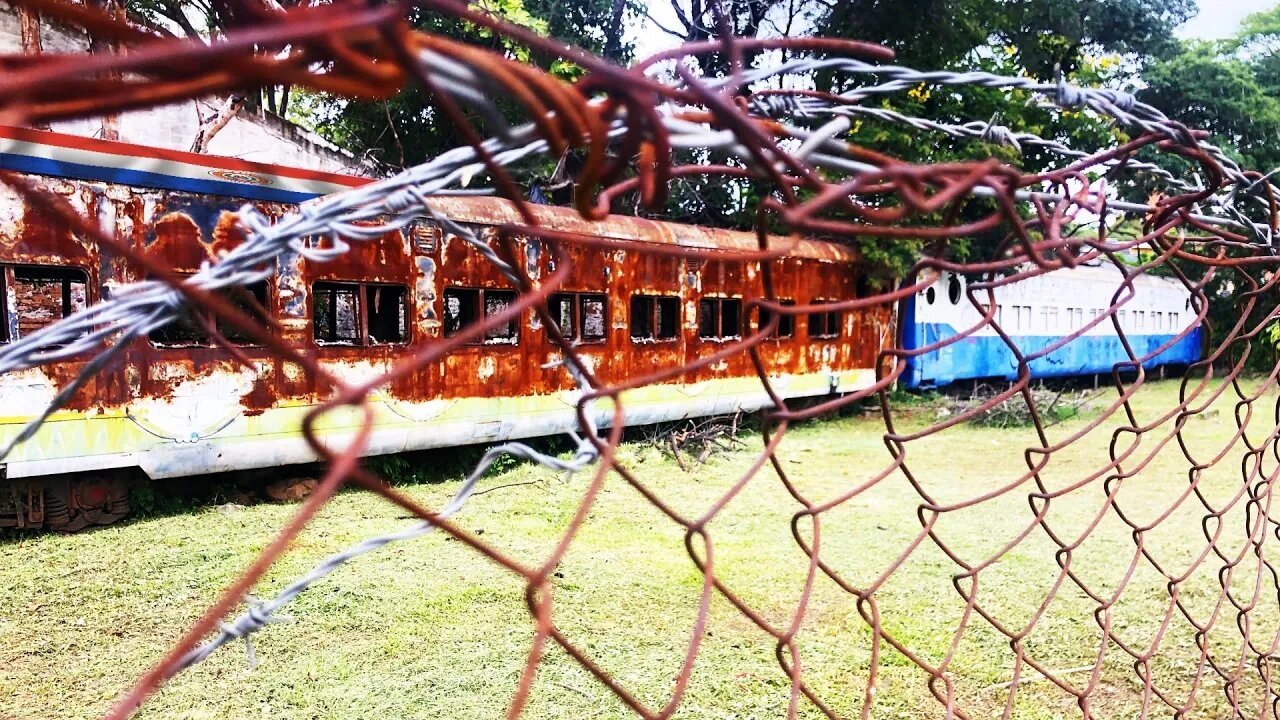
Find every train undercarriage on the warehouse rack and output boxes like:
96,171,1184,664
0,471,131,531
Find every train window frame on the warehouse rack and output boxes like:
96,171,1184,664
807,301,840,341
1,264,91,345
1042,306,1059,331
756,299,796,339
443,286,520,346
630,294,680,343
150,274,273,349
698,296,743,342
312,280,409,348
549,292,608,344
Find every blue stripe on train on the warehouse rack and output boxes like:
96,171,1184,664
901,323,1203,388
0,153,323,204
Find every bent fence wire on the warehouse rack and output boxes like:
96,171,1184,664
4,2,1280,718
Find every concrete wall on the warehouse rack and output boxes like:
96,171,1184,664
0,2,366,175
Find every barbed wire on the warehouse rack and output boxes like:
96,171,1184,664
3,3,1280,720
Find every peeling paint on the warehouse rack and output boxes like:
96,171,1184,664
0,186,890,485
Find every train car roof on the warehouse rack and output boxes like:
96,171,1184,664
0,125,859,263
422,196,860,263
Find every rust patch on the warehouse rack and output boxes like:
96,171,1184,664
1,181,887,429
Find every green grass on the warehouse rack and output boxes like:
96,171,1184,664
2,377,1276,719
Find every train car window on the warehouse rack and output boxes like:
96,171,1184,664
581,295,606,342
443,288,480,337
631,295,679,342
631,296,654,339
443,287,518,344
483,289,518,344
721,299,742,337
150,308,208,346
925,287,936,305
808,303,840,340
698,297,742,341
656,297,679,340
757,300,796,338
366,284,408,345
150,275,270,348
314,282,362,345
1042,306,1058,330
1170,312,1179,329
947,276,962,304
217,281,270,346
698,299,716,338
552,294,577,338
551,292,607,343
9,266,88,341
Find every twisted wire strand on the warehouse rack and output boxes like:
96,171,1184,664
4,11,1280,719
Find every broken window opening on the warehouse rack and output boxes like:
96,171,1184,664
4,265,90,344
366,284,408,345
443,288,479,338
218,282,270,345
630,294,679,342
484,290,518,344
313,282,361,345
313,280,408,347
581,296,606,341
549,292,607,343
699,297,742,341
757,299,796,338
444,287,519,345
808,302,840,340
656,296,678,340
150,276,272,348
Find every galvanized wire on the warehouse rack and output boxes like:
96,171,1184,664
2,3,1280,720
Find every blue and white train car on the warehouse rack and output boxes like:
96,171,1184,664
901,264,1202,388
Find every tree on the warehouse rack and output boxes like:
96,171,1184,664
124,0,297,150
1136,5,1280,370
1140,40,1280,173
300,0,640,173
816,0,1193,78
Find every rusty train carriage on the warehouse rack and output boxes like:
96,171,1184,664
0,130,890,530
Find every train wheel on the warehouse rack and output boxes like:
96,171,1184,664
43,474,131,532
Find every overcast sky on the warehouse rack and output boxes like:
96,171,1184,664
1179,0,1274,38
632,0,1277,57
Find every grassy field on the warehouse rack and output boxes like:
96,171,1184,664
2,377,1277,720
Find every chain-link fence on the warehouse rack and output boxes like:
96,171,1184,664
4,2,1280,718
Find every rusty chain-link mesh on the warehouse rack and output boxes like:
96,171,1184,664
5,1,1280,718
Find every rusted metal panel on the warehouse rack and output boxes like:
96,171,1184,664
0,179,890,485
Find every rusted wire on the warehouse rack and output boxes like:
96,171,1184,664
4,2,1280,719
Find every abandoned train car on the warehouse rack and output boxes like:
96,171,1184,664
902,268,1202,388
0,126,891,530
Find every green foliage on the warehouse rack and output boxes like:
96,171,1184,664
299,0,638,172
641,0,1189,278
128,477,195,517
816,0,1192,78
1140,41,1280,172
